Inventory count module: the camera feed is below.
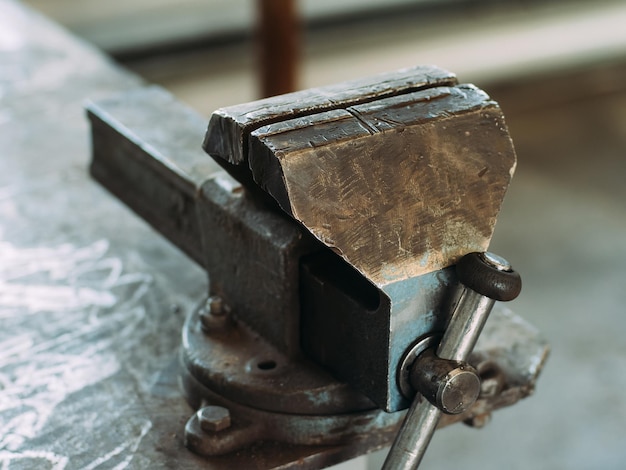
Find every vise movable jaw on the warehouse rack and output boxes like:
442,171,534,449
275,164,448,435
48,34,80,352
87,65,547,469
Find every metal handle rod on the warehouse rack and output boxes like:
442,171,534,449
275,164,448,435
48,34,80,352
438,291,494,362
383,252,521,470
382,288,495,470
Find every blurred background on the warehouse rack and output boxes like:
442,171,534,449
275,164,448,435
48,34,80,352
20,0,626,468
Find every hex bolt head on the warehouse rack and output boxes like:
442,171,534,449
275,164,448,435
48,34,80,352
206,296,226,316
199,296,232,332
197,406,231,433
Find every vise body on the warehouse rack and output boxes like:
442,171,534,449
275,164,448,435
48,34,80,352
88,65,547,469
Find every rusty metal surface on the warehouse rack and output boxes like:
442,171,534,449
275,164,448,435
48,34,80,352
182,299,375,415
180,303,547,465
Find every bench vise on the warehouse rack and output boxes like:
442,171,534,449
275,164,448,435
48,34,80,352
87,65,548,469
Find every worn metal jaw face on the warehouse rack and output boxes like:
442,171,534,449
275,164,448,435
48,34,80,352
88,65,548,468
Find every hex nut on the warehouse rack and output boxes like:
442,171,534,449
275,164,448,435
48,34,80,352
197,406,231,433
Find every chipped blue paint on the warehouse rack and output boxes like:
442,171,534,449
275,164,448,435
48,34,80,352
382,266,458,410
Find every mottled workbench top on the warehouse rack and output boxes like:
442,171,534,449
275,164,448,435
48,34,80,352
0,2,212,468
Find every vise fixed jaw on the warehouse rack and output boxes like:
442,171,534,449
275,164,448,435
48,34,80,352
87,65,547,468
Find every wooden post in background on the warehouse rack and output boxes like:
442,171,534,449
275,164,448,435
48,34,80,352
257,0,301,98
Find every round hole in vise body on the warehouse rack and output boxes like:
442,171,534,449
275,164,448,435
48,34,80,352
244,357,283,376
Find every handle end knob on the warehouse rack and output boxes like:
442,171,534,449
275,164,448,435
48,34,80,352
456,252,522,302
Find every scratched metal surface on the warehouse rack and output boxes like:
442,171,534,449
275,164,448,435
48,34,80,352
0,1,213,468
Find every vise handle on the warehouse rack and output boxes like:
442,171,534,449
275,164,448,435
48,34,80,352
383,252,521,469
